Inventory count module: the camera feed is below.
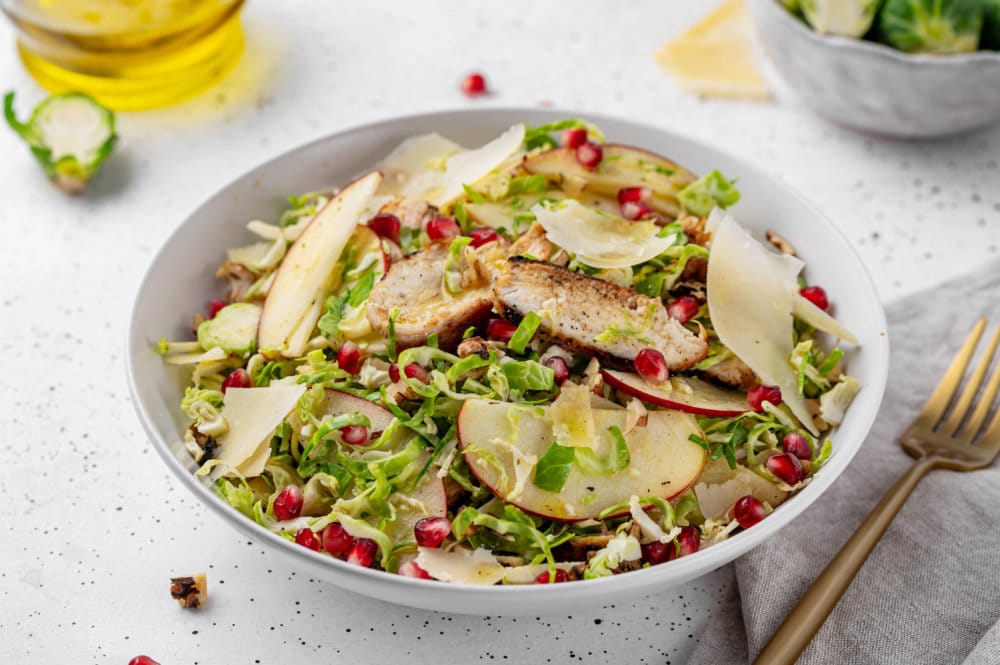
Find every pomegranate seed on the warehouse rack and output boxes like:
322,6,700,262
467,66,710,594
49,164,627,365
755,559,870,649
667,296,700,324
369,213,401,244
340,424,369,445
668,525,701,560
403,363,430,383
782,432,812,460
733,495,767,528
129,657,160,665
273,485,304,521
426,216,461,241
767,452,805,485
399,560,432,579
799,285,829,311
207,299,227,319
563,128,588,149
544,356,570,385
347,538,378,567
642,541,670,566
469,227,500,248
486,318,517,343
337,340,361,375
634,348,669,385
534,569,569,584
575,141,603,169
617,187,650,205
321,523,355,555
221,368,251,393
461,72,488,97
747,384,782,411
621,200,652,221
414,516,451,548
295,528,322,551
388,362,401,383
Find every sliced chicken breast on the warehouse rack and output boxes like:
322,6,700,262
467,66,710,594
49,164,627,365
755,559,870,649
507,222,569,266
493,258,708,368
701,355,757,390
367,241,494,350
378,197,440,229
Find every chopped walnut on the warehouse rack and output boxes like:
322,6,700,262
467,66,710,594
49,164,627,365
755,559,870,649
170,574,207,609
680,214,711,246
215,261,256,302
583,358,603,394
766,230,796,256
456,336,498,360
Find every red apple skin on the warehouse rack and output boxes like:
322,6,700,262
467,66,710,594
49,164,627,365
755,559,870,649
323,389,395,436
455,401,704,523
602,369,747,418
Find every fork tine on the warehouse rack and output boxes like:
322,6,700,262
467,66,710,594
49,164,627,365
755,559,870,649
977,406,1000,451
914,318,986,430
944,323,1000,437
963,338,1000,441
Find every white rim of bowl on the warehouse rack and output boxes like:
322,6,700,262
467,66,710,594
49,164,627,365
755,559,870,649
125,106,890,599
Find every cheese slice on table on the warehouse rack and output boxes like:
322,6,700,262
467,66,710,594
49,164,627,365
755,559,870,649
656,0,770,100
215,384,307,477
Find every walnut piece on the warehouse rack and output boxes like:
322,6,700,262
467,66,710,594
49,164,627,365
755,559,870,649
170,574,207,609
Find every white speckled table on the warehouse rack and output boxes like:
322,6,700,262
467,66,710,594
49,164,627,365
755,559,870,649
2,2,998,664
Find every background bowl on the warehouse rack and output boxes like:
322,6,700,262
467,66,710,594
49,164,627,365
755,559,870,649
747,0,1000,139
127,108,889,616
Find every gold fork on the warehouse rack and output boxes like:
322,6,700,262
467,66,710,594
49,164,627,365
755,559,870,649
755,318,1000,665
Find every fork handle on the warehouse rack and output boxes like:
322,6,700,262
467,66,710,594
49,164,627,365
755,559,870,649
753,456,938,665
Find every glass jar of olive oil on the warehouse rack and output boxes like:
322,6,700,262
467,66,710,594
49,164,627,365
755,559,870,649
1,0,245,110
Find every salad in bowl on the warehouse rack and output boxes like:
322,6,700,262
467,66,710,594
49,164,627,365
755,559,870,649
158,120,860,585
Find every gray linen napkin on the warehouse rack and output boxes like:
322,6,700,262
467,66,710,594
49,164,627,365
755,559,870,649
688,262,1000,665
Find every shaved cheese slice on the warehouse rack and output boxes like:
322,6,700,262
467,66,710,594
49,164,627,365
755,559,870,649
377,132,463,201
435,124,526,207
532,200,676,269
227,241,272,267
793,295,859,345
706,211,818,434
215,384,307,477
416,547,505,585
656,0,770,100
162,346,227,365
694,459,787,519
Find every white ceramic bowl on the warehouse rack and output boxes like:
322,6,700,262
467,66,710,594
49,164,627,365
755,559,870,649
126,108,889,616
747,0,1000,139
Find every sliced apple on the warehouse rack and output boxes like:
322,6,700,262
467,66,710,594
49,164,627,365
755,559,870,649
258,171,382,359
322,389,395,436
457,399,706,521
602,369,748,417
464,190,621,232
387,459,447,545
522,144,697,218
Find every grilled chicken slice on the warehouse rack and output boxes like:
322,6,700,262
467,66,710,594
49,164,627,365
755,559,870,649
507,222,569,266
493,258,708,368
378,197,439,229
701,355,757,390
367,241,494,350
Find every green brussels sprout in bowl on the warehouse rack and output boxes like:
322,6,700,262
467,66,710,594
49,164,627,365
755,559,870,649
879,0,984,54
747,0,1000,138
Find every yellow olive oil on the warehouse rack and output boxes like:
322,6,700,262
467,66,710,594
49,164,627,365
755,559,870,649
2,0,245,110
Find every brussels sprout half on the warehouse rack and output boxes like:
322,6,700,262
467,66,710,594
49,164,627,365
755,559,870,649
878,0,984,54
